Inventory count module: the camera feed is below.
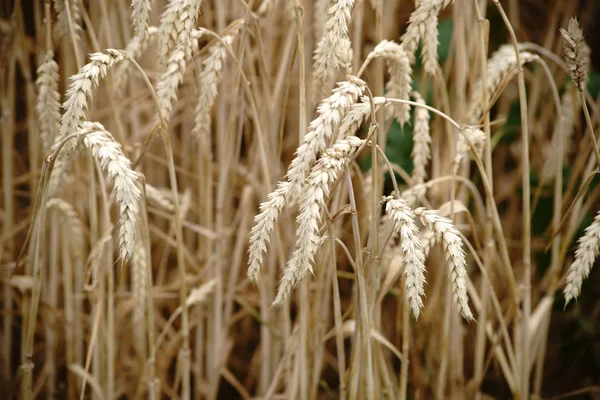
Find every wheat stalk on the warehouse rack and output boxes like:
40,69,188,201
400,0,453,63
560,18,589,92
312,0,355,102
564,210,600,304
36,50,61,154
414,207,473,320
273,136,364,305
247,77,365,283
192,22,243,141
386,198,426,318
364,40,412,125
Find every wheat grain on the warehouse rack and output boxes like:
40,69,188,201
192,22,243,141
365,40,412,125
453,126,485,174
36,51,61,154
400,0,453,63
560,18,589,92
273,136,364,306
312,0,355,102
414,207,473,320
386,198,426,318
564,210,600,304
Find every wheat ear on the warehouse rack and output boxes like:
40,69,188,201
132,238,148,326
560,18,589,92
273,136,365,305
386,198,426,318
400,0,453,63
564,210,600,304
421,15,439,75
414,207,473,320
131,0,153,40
364,40,412,125
36,50,61,154
47,199,85,259
156,0,203,73
336,96,386,141
453,126,486,174
312,0,355,102
410,91,431,186
52,122,141,261
247,78,365,283
467,45,538,123
542,87,576,180
48,49,126,198
192,22,243,141
54,0,82,41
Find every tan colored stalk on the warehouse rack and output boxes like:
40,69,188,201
492,2,531,397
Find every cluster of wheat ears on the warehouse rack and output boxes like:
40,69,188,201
1,0,599,399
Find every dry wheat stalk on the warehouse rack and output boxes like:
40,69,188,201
273,136,364,305
48,49,126,198
453,126,485,174
36,51,61,154
156,0,203,73
560,18,589,92
564,210,600,304
192,22,243,141
400,0,453,63
54,0,82,41
414,207,473,320
312,0,355,102
385,198,426,318
247,78,365,283
131,0,153,39
467,45,538,123
364,40,412,125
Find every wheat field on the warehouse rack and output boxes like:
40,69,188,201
1,0,600,399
